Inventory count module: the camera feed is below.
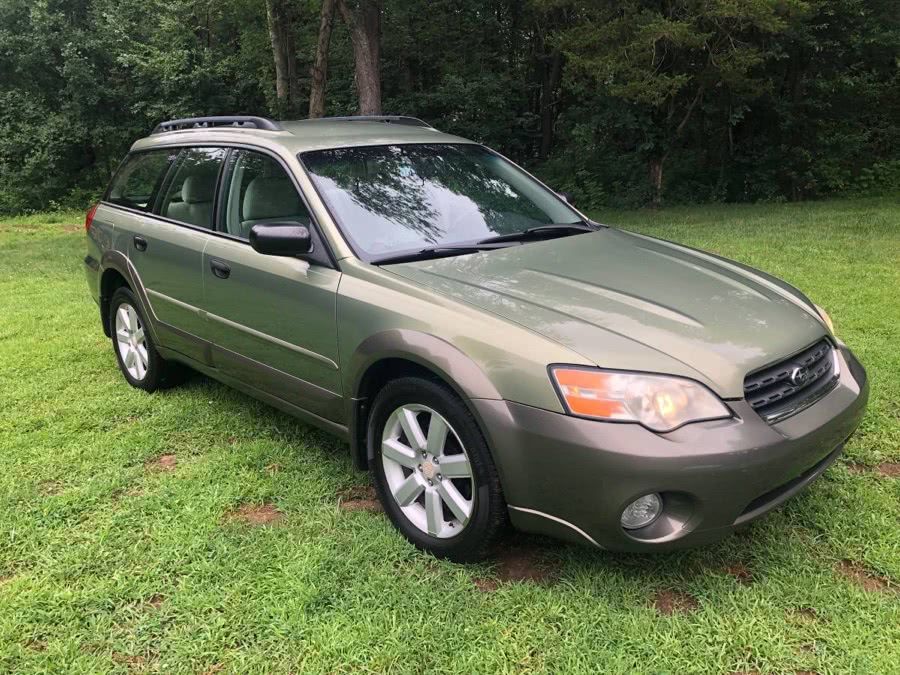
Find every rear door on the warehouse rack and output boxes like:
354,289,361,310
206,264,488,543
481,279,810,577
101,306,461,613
109,146,226,363
199,148,343,422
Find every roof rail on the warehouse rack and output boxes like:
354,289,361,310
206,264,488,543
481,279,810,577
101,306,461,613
312,115,433,128
151,116,282,135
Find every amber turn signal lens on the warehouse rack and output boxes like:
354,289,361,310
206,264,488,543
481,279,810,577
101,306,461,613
551,368,628,419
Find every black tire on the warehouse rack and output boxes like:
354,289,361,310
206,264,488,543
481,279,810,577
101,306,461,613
368,376,507,562
108,287,187,392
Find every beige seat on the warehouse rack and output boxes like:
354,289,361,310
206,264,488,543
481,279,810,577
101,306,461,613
240,176,309,238
166,174,216,228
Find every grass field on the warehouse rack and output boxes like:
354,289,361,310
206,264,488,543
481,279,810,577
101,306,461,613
1,197,898,674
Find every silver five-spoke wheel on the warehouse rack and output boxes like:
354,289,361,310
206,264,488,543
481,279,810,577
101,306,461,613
115,303,148,381
381,404,474,538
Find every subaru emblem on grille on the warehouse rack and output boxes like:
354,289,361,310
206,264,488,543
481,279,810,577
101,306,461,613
789,366,809,386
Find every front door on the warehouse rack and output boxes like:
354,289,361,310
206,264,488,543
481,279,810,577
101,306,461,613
200,149,343,422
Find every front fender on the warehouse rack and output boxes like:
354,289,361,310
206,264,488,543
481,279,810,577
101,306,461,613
344,329,504,470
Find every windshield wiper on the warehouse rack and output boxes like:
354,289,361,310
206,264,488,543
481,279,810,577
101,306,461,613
477,222,598,245
372,245,496,265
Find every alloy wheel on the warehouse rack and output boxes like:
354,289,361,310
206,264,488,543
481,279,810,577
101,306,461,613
380,404,475,538
115,303,148,380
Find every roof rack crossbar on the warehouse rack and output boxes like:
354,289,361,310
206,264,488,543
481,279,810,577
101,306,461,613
314,115,433,128
151,116,282,135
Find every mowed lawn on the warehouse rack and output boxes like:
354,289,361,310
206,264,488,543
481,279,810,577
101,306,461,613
1,197,898,674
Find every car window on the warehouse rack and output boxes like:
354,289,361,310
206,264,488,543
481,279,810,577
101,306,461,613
105,150,175,211
300,143,581,257
158,147,227,229
220,150,310,239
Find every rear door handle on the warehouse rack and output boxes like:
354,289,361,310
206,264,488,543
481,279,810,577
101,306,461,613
133,236,147,252
209,259,231,279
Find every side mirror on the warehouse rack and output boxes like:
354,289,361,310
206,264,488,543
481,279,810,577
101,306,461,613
557,191,573,204
249,223,312,257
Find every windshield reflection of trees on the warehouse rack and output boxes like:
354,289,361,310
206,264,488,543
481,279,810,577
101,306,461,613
305,145,547,245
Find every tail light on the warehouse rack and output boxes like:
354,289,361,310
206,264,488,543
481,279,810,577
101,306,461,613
85,203,99,233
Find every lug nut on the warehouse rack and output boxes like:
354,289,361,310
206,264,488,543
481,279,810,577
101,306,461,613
418,464,422,471
427,479,433,486
437,474,442,480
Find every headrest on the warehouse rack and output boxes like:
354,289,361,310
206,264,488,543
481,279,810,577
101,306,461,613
242,176,302,222
181,174,216,204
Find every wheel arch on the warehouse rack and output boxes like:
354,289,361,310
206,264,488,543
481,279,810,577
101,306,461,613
346,330,502,471
98,251,160,345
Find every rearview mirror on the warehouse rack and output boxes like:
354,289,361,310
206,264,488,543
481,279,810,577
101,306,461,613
249,223,312,257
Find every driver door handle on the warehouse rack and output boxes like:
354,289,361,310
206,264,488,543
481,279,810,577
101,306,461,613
209,259,231,279
133,236,147,252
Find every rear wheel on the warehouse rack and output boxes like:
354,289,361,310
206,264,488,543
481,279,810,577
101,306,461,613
108,287,186,391
369,377,507,562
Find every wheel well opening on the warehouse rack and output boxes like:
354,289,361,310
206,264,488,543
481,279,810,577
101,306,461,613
100,269,130,336
352,358,448,470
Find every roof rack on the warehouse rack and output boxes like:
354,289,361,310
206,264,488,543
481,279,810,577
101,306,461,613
151,116,282,135
310,115,434,128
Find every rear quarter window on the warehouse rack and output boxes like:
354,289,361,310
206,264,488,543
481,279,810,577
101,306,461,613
105,150,176,211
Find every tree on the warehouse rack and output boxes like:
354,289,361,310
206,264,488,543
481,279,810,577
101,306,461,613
337,0,382,115
556,0,804,204
265,0,299,115
309,0,338,118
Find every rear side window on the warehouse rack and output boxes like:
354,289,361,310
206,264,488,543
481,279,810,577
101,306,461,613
158,147,227,230
105,150,174,211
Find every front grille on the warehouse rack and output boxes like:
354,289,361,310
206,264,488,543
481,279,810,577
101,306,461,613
744,339,838,422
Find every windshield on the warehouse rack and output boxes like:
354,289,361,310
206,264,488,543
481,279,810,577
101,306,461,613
300,144,582,258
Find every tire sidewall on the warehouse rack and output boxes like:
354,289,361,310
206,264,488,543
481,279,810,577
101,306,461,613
368,377,500,560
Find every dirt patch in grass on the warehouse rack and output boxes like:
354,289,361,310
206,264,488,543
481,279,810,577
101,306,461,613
146,454,177,472
24,639,47,651
264,462,283,475
724,562,754,584
39,480,65,496
225,503,284,526
652,589,700,615
875,462,900,477
835,559,896,593
474,541,557,591
338,485,383,513
788,607,820,623
145,594,164,608
845,461,900,477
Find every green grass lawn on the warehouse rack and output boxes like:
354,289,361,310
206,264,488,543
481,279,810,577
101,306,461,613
1,198,898,674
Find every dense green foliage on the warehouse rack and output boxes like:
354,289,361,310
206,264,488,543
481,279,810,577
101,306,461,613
1,198,899,671
0,0,897,213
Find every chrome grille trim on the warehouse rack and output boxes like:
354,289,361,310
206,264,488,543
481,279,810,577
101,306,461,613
744,339,839,423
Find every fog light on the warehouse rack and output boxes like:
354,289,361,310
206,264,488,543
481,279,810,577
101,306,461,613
621,493,663,530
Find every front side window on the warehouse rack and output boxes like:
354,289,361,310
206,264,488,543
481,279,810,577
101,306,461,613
301,143,581,258
220,150,310,239
158,147,227,230
105,150,174,211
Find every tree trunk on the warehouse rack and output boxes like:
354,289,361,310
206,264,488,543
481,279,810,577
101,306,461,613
539,48,564,160
309,0,338,118
649,157,664,207
265,0,297,113
337,0,382,115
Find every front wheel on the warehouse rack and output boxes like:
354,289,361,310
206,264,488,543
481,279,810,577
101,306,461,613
368,377,507,562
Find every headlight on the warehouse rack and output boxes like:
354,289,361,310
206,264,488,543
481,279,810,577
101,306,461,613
814,303,835,334
550,367,731,432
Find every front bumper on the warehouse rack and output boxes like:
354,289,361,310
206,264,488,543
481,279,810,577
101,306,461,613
474,345,868,552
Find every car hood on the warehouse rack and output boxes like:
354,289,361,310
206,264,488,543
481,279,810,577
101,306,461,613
385,228,827,398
